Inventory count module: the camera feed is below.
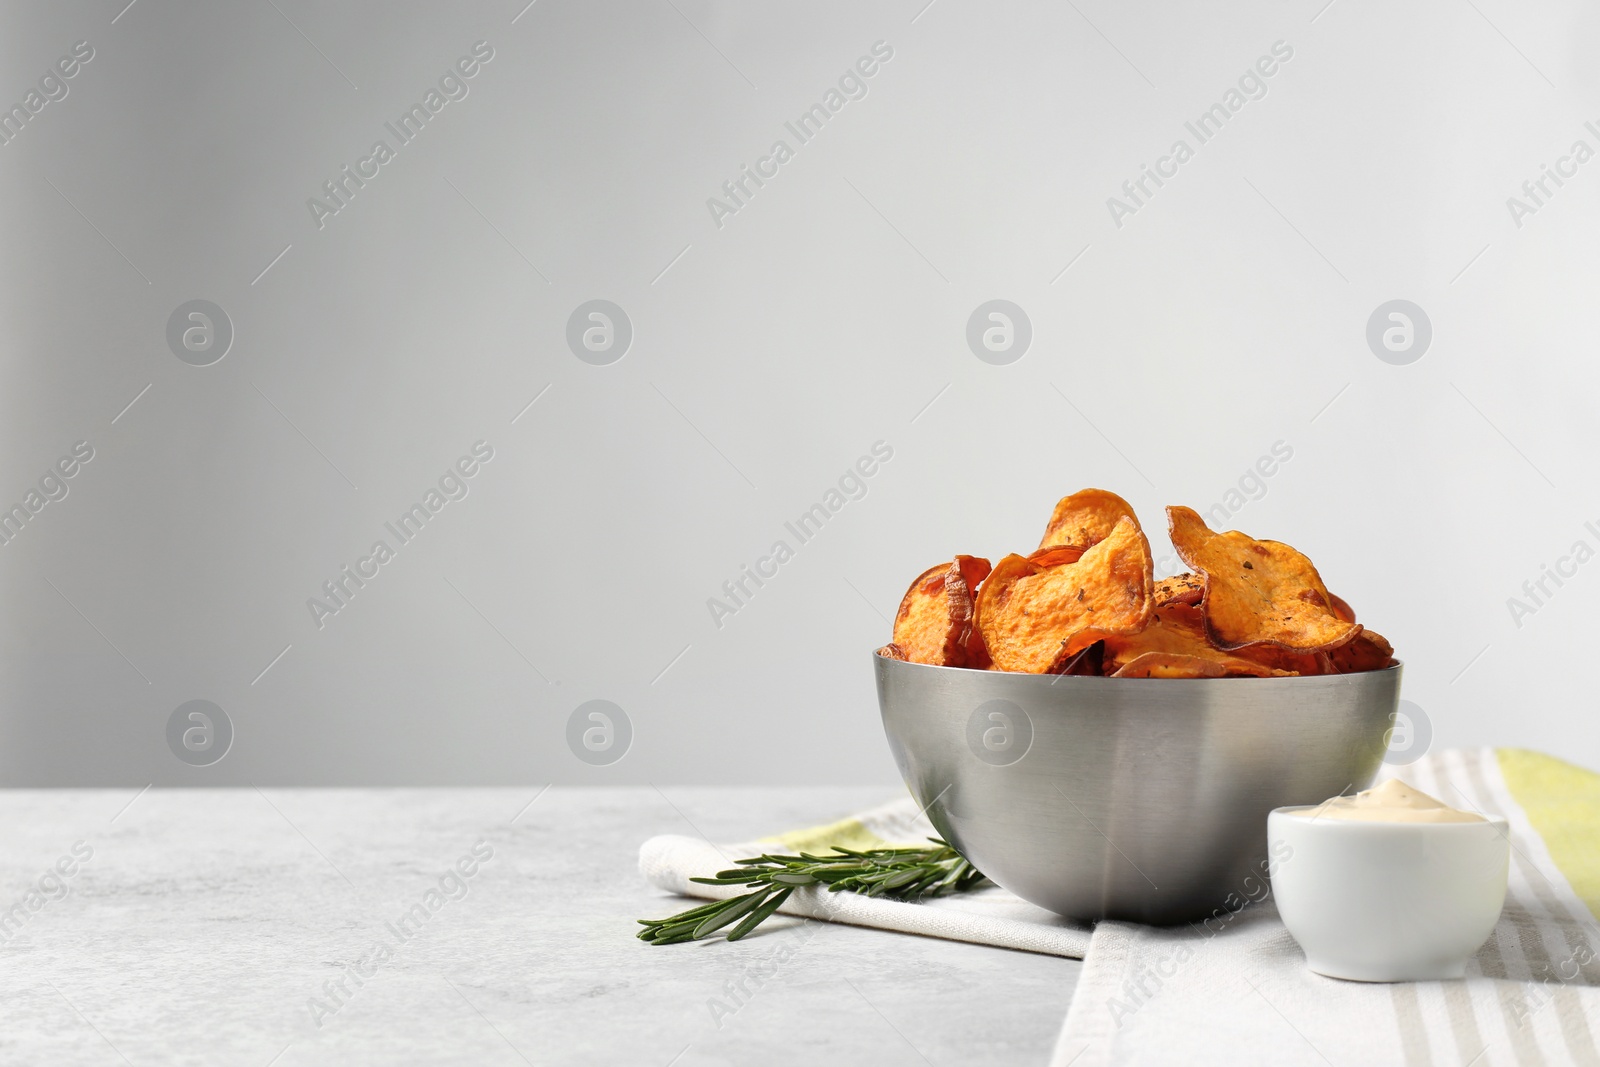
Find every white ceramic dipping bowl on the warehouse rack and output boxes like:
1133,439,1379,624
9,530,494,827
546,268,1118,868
1268,806,1510,981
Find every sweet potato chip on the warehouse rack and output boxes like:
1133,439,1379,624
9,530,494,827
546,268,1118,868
1167,506,1360,653
1029,545,1087,568
891,557,992,668
892,564,954,665
977,517,1153,673
1111,652,1226,678
875,642,908,661
1102,604,1291,677
1055,640,1104,676
1153,572,1205,608
950,555,993,668
1231,644,1330,676
1038,489,1139,551
1326,629,1394,673
1328,592,1356,624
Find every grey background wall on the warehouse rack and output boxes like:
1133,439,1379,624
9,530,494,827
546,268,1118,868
0,0,1594,786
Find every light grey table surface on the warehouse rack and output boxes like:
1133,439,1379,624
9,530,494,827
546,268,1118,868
0,786,1081,1066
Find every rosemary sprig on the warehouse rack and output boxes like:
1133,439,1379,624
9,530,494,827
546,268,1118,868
637,839,987,945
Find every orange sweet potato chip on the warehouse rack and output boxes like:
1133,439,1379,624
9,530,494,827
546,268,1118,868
1328,592,1356,624
1038,488,1139,552
1111,652,1226,678
1102,604,1291,677
1326,629,1395,673
950,555,993,668
1029,545,1087,568
1167,506,1361,653
1231,644,1331,676
978,517,1153,673
875,642,908,661
893,564,954,665
1153,572,1205,608
891,556,992,667
1051,640,1105,676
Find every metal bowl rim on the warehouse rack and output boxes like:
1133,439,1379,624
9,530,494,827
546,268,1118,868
874,652,1403,686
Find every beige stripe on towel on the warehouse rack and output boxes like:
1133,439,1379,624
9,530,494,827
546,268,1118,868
1390,982,1434,1067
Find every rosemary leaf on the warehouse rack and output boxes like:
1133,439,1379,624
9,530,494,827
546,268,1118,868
726,886,794,942
690,891,769,939
768,872,818,886
638,839,988,946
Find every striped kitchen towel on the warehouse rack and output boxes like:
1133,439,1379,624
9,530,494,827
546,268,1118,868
638,796,1094,957
1049,748,1600,1067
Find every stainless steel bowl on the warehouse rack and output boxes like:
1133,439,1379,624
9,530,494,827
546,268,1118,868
874,654,1401,925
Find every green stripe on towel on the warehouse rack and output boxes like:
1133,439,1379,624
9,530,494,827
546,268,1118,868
773,816,890,854
1498,747,1600,921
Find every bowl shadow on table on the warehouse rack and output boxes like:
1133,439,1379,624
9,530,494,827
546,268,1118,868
874,654,1401,927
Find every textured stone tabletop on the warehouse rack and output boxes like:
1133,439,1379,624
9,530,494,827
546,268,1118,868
0,787,1081,1065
